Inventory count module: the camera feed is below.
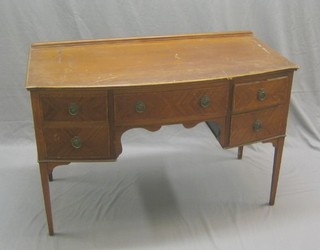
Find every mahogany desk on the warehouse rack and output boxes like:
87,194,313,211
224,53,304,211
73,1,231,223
26,31,298,235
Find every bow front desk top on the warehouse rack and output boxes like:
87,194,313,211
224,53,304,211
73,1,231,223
26,31,298,235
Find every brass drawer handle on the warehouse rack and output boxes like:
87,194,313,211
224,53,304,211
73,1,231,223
71,136,82,149
135,101,146,113
253,120,262,132
68,103,79,116
200,95,210,108
257,89,266,101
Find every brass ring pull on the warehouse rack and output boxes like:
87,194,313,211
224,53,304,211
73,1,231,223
200,95,210,108
253,120,262,132
257,89,266,101
135,101,146,113
68,103,79,116
71,136,82,149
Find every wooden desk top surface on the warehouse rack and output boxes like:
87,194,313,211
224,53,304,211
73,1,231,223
26,31,298,89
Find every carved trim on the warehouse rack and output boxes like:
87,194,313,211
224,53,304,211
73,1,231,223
182,122,201,129
114,121,217,158
114,125,162,158
46,162,70,181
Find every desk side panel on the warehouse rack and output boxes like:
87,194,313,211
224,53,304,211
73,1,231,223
30,91,48,160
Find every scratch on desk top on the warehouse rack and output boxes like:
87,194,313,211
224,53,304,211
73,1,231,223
256,42,271,54
58,48,62,64
175,53,181,60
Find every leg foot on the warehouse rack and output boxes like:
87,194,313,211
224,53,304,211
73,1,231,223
38,162,70,235
269,137,285,205
39,163,54,235
237,146,244,159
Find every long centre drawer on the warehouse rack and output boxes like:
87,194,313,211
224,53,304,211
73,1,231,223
114,82,229,126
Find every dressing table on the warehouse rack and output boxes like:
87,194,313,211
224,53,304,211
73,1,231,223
26,31,298,235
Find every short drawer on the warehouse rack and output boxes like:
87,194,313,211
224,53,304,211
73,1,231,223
43,127,110,160
233,77,289,113
40,94,107,122
114,83,229,126
229,105,287,146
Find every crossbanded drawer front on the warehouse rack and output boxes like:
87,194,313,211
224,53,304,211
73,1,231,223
43,127,110,160
229,105,287,146
114,83,229,125
233,76,289,113
40,94,107,122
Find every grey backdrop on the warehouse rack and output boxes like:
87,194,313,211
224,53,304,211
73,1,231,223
0,0,319,146
1,1,320,250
